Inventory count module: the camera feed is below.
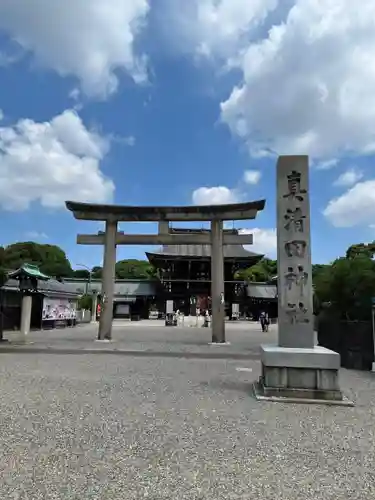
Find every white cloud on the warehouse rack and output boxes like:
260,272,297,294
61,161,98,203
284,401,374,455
0,109,114,211
161,0,278,60
124,136,136,146
25,231,48,240
69,88,80,101
239,227,277,257
0,0,150,98
112,134,136,147
217,0,375,160
316,158,339,170
192,186,239,205
334,169,363,188
323,180,375,227
243,169,261,185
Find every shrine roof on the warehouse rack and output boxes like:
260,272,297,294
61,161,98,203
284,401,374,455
146,229,263,261
247,283,278,300
7,263,50,281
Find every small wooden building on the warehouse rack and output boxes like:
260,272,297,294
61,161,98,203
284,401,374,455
1,265,81,331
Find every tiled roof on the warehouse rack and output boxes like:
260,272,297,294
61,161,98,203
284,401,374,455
3,277,80,297
8,263,50,280
147,228,262,260
61,279,156,297
247,283,277,299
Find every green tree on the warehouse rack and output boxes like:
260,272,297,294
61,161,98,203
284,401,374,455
314,255,375,320
72,269,90,279
346,242,375,259
115,259,156,279
236,258,277,282
77,294,93,310
2,242,73,278
312,264,329,280
91,266,103,279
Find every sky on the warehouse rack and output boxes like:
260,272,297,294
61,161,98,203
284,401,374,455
1,0,375,269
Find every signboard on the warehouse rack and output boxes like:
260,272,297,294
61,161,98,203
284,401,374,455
42,297,76,321
166,300,174,314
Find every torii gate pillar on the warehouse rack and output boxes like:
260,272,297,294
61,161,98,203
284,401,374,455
98,220,117,340
211,219,225,343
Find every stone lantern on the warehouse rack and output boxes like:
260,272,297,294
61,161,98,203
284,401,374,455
8,264,49,342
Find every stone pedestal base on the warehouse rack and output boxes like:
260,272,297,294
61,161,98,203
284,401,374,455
8,333,33,345
255,345,352,405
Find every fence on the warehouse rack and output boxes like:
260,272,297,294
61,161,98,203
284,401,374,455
318,317,374,371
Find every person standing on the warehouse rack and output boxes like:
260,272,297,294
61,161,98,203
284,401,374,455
259,310,269,332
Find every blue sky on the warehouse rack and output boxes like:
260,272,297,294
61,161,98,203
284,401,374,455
0,0,375,269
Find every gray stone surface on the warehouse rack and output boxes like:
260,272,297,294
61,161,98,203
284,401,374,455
260,345,340,369
260,345,343,400
0,348,374,499
260,365,342,401
277,156,314,349
3,320,279,359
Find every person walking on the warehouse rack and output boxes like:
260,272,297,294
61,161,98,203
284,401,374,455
259,310,269,332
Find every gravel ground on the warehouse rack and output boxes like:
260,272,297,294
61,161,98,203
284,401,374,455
4,321,279,359
0,353,374,499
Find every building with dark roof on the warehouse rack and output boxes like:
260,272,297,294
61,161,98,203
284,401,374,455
246,282,278,319
146,228,263,315
61,278,157,319
1,272,81,331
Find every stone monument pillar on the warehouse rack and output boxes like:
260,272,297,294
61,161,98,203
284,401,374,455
256,156,345,403
210,219,225,343
277,156,314,348
97,220,117,341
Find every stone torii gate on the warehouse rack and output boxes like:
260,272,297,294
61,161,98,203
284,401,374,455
65,200,265,342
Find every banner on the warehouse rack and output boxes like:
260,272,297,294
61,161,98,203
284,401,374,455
42,297,76,321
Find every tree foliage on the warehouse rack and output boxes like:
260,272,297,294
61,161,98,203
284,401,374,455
346,242,375,259
72,269,90,279
314,255,375,320
0,241,159,281
115,259,157,279
77,294,93,311
2,242,72,278
236,258,277,282
91,266,103,279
